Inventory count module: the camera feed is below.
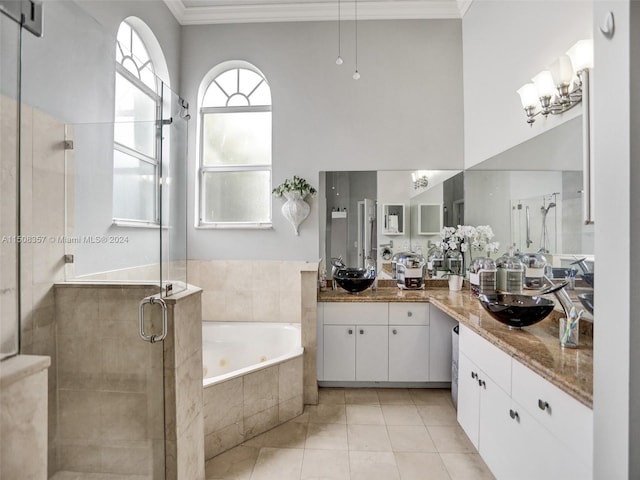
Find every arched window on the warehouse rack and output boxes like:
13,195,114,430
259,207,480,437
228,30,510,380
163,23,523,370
198,63,272,227
112,20,161,225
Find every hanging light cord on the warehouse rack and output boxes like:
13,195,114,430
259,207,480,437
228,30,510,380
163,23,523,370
336,0,343,65
353,0,360,79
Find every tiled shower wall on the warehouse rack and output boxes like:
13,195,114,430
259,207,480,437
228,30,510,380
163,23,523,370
17,100,68,475
189,260,319,404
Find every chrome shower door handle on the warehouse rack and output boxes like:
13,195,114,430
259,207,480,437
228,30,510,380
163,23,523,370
139,296,168,343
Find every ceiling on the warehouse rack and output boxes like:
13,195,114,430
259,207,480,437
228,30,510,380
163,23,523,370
163,0,472,25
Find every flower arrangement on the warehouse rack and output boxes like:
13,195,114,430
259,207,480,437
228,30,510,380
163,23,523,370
436,225,500,278
436,225,499,255
469,225,500,256
272,175,317,198
436,225,473,254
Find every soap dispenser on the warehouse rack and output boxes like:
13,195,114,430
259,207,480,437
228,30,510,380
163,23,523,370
496,247,525,294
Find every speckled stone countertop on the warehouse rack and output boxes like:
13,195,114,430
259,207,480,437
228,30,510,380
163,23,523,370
318,286,593,409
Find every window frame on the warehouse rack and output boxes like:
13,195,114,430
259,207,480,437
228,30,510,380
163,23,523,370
197,66,273,229
112,21,162,228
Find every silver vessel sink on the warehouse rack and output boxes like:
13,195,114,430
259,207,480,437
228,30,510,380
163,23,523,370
478,293,555,329
578,293,594,314
334,268,376,294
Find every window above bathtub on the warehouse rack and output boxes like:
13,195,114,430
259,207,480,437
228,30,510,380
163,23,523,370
197,62,273,229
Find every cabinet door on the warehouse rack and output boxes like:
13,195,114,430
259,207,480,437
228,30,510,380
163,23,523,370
511,359,593,465
324,325,356,381
355,325,388,381
429,307,458,381
457,352,480,449
388,325,429,382
477,373,512,480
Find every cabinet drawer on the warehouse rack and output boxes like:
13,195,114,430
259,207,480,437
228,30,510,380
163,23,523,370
323,302,388,325
511,359,593,464
459,324,511,394
389,302,429,325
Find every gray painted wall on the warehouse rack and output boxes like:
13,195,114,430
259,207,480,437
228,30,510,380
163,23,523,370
462,0,592,168
19,1,183,276
181,19,464,261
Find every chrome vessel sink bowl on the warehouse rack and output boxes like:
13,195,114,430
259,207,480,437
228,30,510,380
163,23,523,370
334,268,376,294
578,293,594,314
478,293,555,329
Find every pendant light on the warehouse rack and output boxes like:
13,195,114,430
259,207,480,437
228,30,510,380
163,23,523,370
353,0,360,79
335,0,343,65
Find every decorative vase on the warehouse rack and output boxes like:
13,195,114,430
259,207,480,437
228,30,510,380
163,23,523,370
281,191,310,235
445,250,464,276
449,274,464,291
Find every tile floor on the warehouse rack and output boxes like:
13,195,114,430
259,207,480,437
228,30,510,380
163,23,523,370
205,387,495,480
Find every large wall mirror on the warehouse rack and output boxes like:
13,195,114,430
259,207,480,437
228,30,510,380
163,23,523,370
466,116,594,269
319,115,594,280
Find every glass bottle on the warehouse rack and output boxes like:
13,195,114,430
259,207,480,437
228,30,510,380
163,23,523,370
469,256,497,298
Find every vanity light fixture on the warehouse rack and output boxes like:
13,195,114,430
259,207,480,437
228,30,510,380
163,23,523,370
412,171,429,189
516,39,593,125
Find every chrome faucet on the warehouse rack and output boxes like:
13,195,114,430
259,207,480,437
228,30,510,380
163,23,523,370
330,257,346,290
541,275,580,319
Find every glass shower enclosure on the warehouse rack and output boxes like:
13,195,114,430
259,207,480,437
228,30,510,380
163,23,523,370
1,0,190,476
0,2,27,360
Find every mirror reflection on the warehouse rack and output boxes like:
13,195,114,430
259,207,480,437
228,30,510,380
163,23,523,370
320,117,594,284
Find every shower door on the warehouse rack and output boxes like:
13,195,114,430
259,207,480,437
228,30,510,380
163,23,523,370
0,2,26,360
160,84,188,296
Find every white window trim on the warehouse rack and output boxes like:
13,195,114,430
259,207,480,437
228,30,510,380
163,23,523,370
196,66,273,229
113,22,163,228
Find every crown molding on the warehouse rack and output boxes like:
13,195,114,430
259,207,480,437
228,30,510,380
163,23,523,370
457,0,473,17
163,0,463,25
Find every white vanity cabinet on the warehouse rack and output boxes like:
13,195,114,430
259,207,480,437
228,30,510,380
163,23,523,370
457,324,512,477
457,323,593,480
319,301,455,384
321,303,389,382
388,303,430,381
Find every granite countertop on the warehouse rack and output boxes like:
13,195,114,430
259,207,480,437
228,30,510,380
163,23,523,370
318,286,593,409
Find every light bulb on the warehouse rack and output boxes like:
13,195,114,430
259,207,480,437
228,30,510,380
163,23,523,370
549,55,574,86
532,70,556,98
336,56,343,65
516,83,539,108
567,39,594,72
353,70,360,80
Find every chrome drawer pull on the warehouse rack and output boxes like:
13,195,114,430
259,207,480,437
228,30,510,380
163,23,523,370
538,399,550,412
348,329,353,334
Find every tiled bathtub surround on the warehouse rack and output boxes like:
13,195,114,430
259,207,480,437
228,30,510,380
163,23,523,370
204,355,304,460
188,260,313,324
189,260,319,405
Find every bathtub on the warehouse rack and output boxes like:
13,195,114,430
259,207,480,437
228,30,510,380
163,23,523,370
202,321,305,459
